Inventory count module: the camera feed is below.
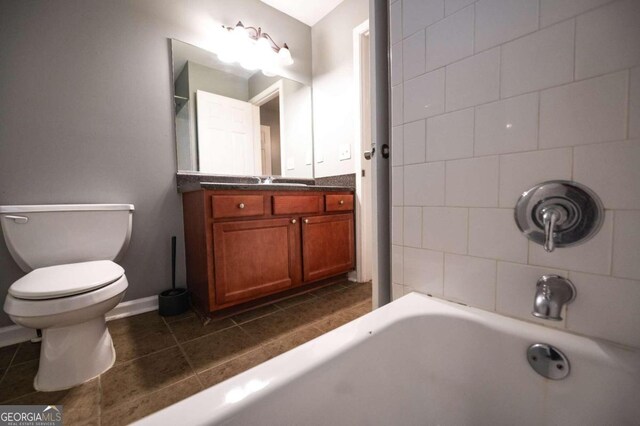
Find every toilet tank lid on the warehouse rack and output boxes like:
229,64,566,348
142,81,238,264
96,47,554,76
0,204,135,214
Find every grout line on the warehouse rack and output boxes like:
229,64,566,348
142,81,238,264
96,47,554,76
537,0,541,29
625,68,631,140
572,18,577,82
609,210,616,276
404,67,628,126
168,326,204,389
97,375,103,426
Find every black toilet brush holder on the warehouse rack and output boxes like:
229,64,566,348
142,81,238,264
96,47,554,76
158,236,190,316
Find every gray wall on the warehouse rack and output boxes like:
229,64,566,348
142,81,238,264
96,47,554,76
188,62,249,101
312,0,369,178
0,0,311,327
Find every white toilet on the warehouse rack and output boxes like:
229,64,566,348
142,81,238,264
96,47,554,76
0,204,134,391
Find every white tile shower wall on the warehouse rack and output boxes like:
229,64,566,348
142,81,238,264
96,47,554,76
389,0,640,348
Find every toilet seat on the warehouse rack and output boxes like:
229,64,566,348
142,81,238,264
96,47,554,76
9,260,124,300
4,275,128,320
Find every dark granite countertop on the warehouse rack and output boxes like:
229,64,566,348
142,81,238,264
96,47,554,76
176,172,354,193
183,182,354,192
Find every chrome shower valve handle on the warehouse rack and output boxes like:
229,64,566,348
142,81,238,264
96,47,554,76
514,180,604,253
541,207,561,252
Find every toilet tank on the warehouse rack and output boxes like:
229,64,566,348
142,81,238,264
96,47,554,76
0,204,134,272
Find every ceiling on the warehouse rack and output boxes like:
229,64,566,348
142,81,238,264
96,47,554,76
260,0,345,26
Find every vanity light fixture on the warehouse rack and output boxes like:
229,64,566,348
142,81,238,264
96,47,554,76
217,21,293,76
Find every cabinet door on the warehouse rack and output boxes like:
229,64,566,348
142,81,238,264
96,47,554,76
213,217,301,305
302,214,355,282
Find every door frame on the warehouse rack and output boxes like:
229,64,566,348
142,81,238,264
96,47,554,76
353,19,372,283
249,80,286,176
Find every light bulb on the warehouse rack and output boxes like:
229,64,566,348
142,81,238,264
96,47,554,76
278,44,293,66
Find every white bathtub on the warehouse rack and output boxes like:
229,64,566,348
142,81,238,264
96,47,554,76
137,293,640,425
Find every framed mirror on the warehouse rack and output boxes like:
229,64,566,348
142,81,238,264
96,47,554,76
171,39,314,178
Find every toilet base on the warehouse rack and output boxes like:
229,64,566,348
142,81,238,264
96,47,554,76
34,315,116,391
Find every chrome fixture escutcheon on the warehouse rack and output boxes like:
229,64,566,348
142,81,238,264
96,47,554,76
527,343,570,380
514,180,604,252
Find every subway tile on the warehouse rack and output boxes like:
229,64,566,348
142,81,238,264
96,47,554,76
567,272,640,348
391,84,403,126
404,247,444,296
575,0,640,80
444,254,496,310
501,20,574,97
391,42,403,87
392,166,404,206
631,67,640,140
392,244,404,284
403,120,427,164
392,283,404,300
474,93,538,157
468,208,528,263
426,5,474,71
392,125,404,166
475,0,539,51
403,0,445,36
403,69,446,122
403,30,426,80
573,140,640,210
496,262,568,327
426,108,474,161
403,206,422,248
392,206,403,245
445,0,475,16
445,156,499,207
613,210,640,280
529,212,613,275
540,0,611,27
404,162,446,206
445,48,500,111
499,148,572,208
539,72,627,149
422,207,468,254
390,1,402,45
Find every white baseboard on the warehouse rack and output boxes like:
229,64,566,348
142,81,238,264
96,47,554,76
0,295,159,348
106,295,158,321
0,324,38,347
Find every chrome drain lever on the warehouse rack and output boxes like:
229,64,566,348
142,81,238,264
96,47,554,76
527,343,570,380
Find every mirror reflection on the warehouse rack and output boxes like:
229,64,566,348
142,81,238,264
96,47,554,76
172,39,313,178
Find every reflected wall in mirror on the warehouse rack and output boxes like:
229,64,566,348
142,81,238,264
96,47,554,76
172,39,313,178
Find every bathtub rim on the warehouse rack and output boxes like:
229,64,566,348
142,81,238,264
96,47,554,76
134,292,640,425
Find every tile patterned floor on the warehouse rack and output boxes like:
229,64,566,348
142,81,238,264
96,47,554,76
0,280,372,425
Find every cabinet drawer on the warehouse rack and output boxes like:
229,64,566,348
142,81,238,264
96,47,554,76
272,195,322,215
325,194,354,212
212,195,265,219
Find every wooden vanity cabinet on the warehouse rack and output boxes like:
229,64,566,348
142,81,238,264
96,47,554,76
213,217,301,305
302,214,355,282
182,189,355,314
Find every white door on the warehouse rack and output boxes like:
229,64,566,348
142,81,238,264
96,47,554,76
196,90,261,175
260,125,272,175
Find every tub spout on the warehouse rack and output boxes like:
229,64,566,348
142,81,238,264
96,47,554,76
532,275,575,321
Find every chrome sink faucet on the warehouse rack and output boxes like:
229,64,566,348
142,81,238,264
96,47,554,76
532,275,576,321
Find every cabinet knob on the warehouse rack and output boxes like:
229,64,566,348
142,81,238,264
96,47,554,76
238,203,245,209
291,219,297,224
304,219,309,224
339,200,345,205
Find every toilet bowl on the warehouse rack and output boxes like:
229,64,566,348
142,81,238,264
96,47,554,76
0,204,134,391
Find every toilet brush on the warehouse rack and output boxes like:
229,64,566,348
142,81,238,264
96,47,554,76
158,236,190,316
